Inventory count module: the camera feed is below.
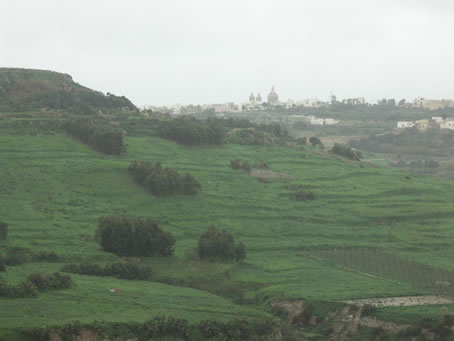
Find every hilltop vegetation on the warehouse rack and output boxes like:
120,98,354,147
0,68,136,114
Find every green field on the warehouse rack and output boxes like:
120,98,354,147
2,132,454,338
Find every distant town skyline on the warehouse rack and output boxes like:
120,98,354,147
1,0,454,106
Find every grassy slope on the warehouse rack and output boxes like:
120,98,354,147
1,134,454,336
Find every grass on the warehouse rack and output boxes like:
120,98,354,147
1,133,454,336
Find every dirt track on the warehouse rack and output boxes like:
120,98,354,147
342,295,454,307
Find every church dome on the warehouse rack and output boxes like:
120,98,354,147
267,86,279,104
249,92,256,102
256,93,262,102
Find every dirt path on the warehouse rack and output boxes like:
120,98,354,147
342,295,454,307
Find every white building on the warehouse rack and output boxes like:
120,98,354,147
310,116,339,125
432,116,444,124
300,98,325,108
441,119,454,130
397,121,415,128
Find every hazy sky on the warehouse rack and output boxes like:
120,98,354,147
1,0,453,106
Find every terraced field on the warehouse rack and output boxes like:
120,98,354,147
1,133,454,339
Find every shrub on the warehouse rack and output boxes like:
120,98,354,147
141,316,189,339
241,160,251,172
0,222,8,240
96,216,175,257
61,262,152,280
230,159,241,170
198,227,247,262
332,143,362,161
128,160,201,196
27,272,72,290
309,136,323,147
0,278,38,298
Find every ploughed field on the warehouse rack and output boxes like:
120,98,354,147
1,133,454,337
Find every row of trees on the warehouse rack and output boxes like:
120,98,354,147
61,262,152,280
95,216,247,263
0,272,72,298
157,116,226,145
128,160,201,196
25,316,278,341
156,116,289,146
65,119,126,155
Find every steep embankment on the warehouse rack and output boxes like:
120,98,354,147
0,68,136,114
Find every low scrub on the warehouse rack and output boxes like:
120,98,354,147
61,262,152,280
27,272,72,290
128,160,201,196
23,317,279,341
0,278,37,298
95,216,175,257
230,159,251,172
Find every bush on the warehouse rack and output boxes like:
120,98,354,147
96,216,175,257
0,278,38,298
61,262,152,280
128,160,201,196
198,226,247,262
65,119,126,155
27,272,72,290
309,136,323,147
332,143,362,161
241,160,251,172
141,316,189,339
230,159,241,170
0,222,7,240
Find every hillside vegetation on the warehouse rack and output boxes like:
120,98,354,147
0,68,135,114
2,130,454,339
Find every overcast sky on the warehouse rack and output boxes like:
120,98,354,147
1,0,453,106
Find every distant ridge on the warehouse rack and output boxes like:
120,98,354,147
0,68,136,114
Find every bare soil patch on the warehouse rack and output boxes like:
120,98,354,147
342,295,454,307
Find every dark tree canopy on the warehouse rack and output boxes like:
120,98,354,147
96,216,175,257
332,143,362,161
309,136,323,147
65,119,125,155
197,227,246,262
128,160,201,196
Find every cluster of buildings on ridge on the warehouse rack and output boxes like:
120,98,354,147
141,87,454,119
397,117,454,130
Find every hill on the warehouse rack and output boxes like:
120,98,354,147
2,128,454,339
0,68,136,114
